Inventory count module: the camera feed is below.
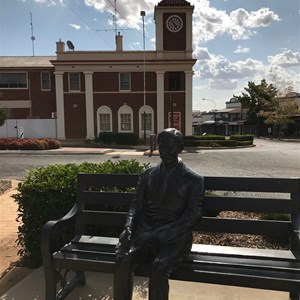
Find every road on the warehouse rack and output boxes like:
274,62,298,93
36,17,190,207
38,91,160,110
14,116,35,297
0,138,299,180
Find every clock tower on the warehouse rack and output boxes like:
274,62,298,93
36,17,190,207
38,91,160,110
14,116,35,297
155,0,194,57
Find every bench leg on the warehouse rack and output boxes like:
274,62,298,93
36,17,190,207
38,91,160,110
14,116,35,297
44,267,57,300
290,291,300,300
76,270,86,286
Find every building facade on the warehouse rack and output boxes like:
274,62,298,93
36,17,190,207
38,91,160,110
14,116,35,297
0,0,196,140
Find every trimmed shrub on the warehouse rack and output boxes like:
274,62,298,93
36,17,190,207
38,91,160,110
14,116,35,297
12,160,150,267
230,134,254,142
184,139,237,147
97,132,117,145
216,140,238,147
237,141,253,146
0,138,60,150
184,134,225,141
45,138,61,149
97,132,139,145
115,133,139,145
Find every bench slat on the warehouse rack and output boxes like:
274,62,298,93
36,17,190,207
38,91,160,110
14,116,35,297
196,217,292,236
172,265,300,292
77,173,139,190
204,177,300,193
203,196,292,213
77,211,292,237
78,191,134,206
78,211,127,227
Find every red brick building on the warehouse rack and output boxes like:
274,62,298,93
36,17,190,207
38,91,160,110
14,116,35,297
0,0,196,140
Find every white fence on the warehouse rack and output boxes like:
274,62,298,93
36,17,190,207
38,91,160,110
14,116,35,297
0,119,57,139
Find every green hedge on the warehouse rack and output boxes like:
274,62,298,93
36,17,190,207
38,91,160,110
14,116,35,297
13,160,149,266
184,134,225,141
230,134,254,142
184,139,237,147
237,141,253,146
97,132,139,145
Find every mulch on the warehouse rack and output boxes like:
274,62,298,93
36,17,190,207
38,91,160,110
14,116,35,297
193,211,289,250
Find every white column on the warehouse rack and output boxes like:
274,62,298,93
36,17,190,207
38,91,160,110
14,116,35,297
54,72,65,140
84,72,94,139
185,71,193,136
156,71,165,133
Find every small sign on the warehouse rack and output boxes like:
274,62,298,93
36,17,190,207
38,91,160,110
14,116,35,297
168,112,181,131
19,127,24,139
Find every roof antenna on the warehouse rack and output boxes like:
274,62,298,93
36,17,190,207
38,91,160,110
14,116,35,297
29,12,35,56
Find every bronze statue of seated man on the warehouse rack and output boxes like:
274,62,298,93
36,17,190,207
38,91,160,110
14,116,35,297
114,128,204,300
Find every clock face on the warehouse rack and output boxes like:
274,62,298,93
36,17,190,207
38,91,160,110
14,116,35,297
166,15,183,33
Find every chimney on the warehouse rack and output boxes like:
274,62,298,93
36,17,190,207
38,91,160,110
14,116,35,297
56,39,65,53
116,32,123,51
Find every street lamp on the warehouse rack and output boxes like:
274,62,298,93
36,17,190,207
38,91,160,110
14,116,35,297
141,11,146,144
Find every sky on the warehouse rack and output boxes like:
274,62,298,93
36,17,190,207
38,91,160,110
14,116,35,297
0,0,299,112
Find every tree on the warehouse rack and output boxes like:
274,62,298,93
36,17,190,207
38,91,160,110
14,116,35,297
232,79,278,136
0,107,8,127
257,95,299,138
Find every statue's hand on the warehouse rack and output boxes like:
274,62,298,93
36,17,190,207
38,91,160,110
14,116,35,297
115,227,132,254
133,232,160,249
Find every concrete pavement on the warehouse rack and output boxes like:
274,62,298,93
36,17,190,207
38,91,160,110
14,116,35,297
0,266,289,300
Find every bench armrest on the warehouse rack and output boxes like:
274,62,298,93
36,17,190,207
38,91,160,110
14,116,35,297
41,204,79,267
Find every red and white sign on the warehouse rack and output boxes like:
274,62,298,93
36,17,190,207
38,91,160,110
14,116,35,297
168,112,181,130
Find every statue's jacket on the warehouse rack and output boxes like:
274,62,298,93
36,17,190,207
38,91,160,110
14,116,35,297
125,159,204,248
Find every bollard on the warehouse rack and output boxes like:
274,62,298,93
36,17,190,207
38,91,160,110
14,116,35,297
150,134,154,153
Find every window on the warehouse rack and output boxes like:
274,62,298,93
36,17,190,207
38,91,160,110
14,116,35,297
97,106,112,133
118,105,133,132
119,73,131,91
141,113,152,131
41,71,51,90
69,73,80,91
100,114,111,131
0,72,27,88
169,72,181,91
120,114,132,131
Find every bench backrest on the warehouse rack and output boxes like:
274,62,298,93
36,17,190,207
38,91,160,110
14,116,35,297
75,173,300,242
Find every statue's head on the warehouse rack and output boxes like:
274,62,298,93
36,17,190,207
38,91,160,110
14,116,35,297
157,128,184,167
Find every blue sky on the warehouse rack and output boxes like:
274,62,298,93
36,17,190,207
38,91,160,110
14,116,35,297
0,0,299,111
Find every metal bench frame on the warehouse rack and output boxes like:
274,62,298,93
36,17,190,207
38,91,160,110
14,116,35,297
41,173,300,300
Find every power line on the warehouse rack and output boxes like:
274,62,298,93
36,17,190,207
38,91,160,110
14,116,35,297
62,0,113,49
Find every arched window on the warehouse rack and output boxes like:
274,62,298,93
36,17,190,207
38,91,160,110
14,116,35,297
118,105,133,133
97,106,112,134
139,105,154,138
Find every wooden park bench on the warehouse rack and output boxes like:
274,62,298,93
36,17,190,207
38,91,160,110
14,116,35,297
41,173,300,300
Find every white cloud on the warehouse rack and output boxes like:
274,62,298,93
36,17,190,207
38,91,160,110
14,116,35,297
84,0,156,30
194,47,300,91
195,48,264,82
268,50,300,67
68,23,81,30
209,78,238,90
234,45,250,54
192,1,280,42
129,42,141,50
34,0,62,5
